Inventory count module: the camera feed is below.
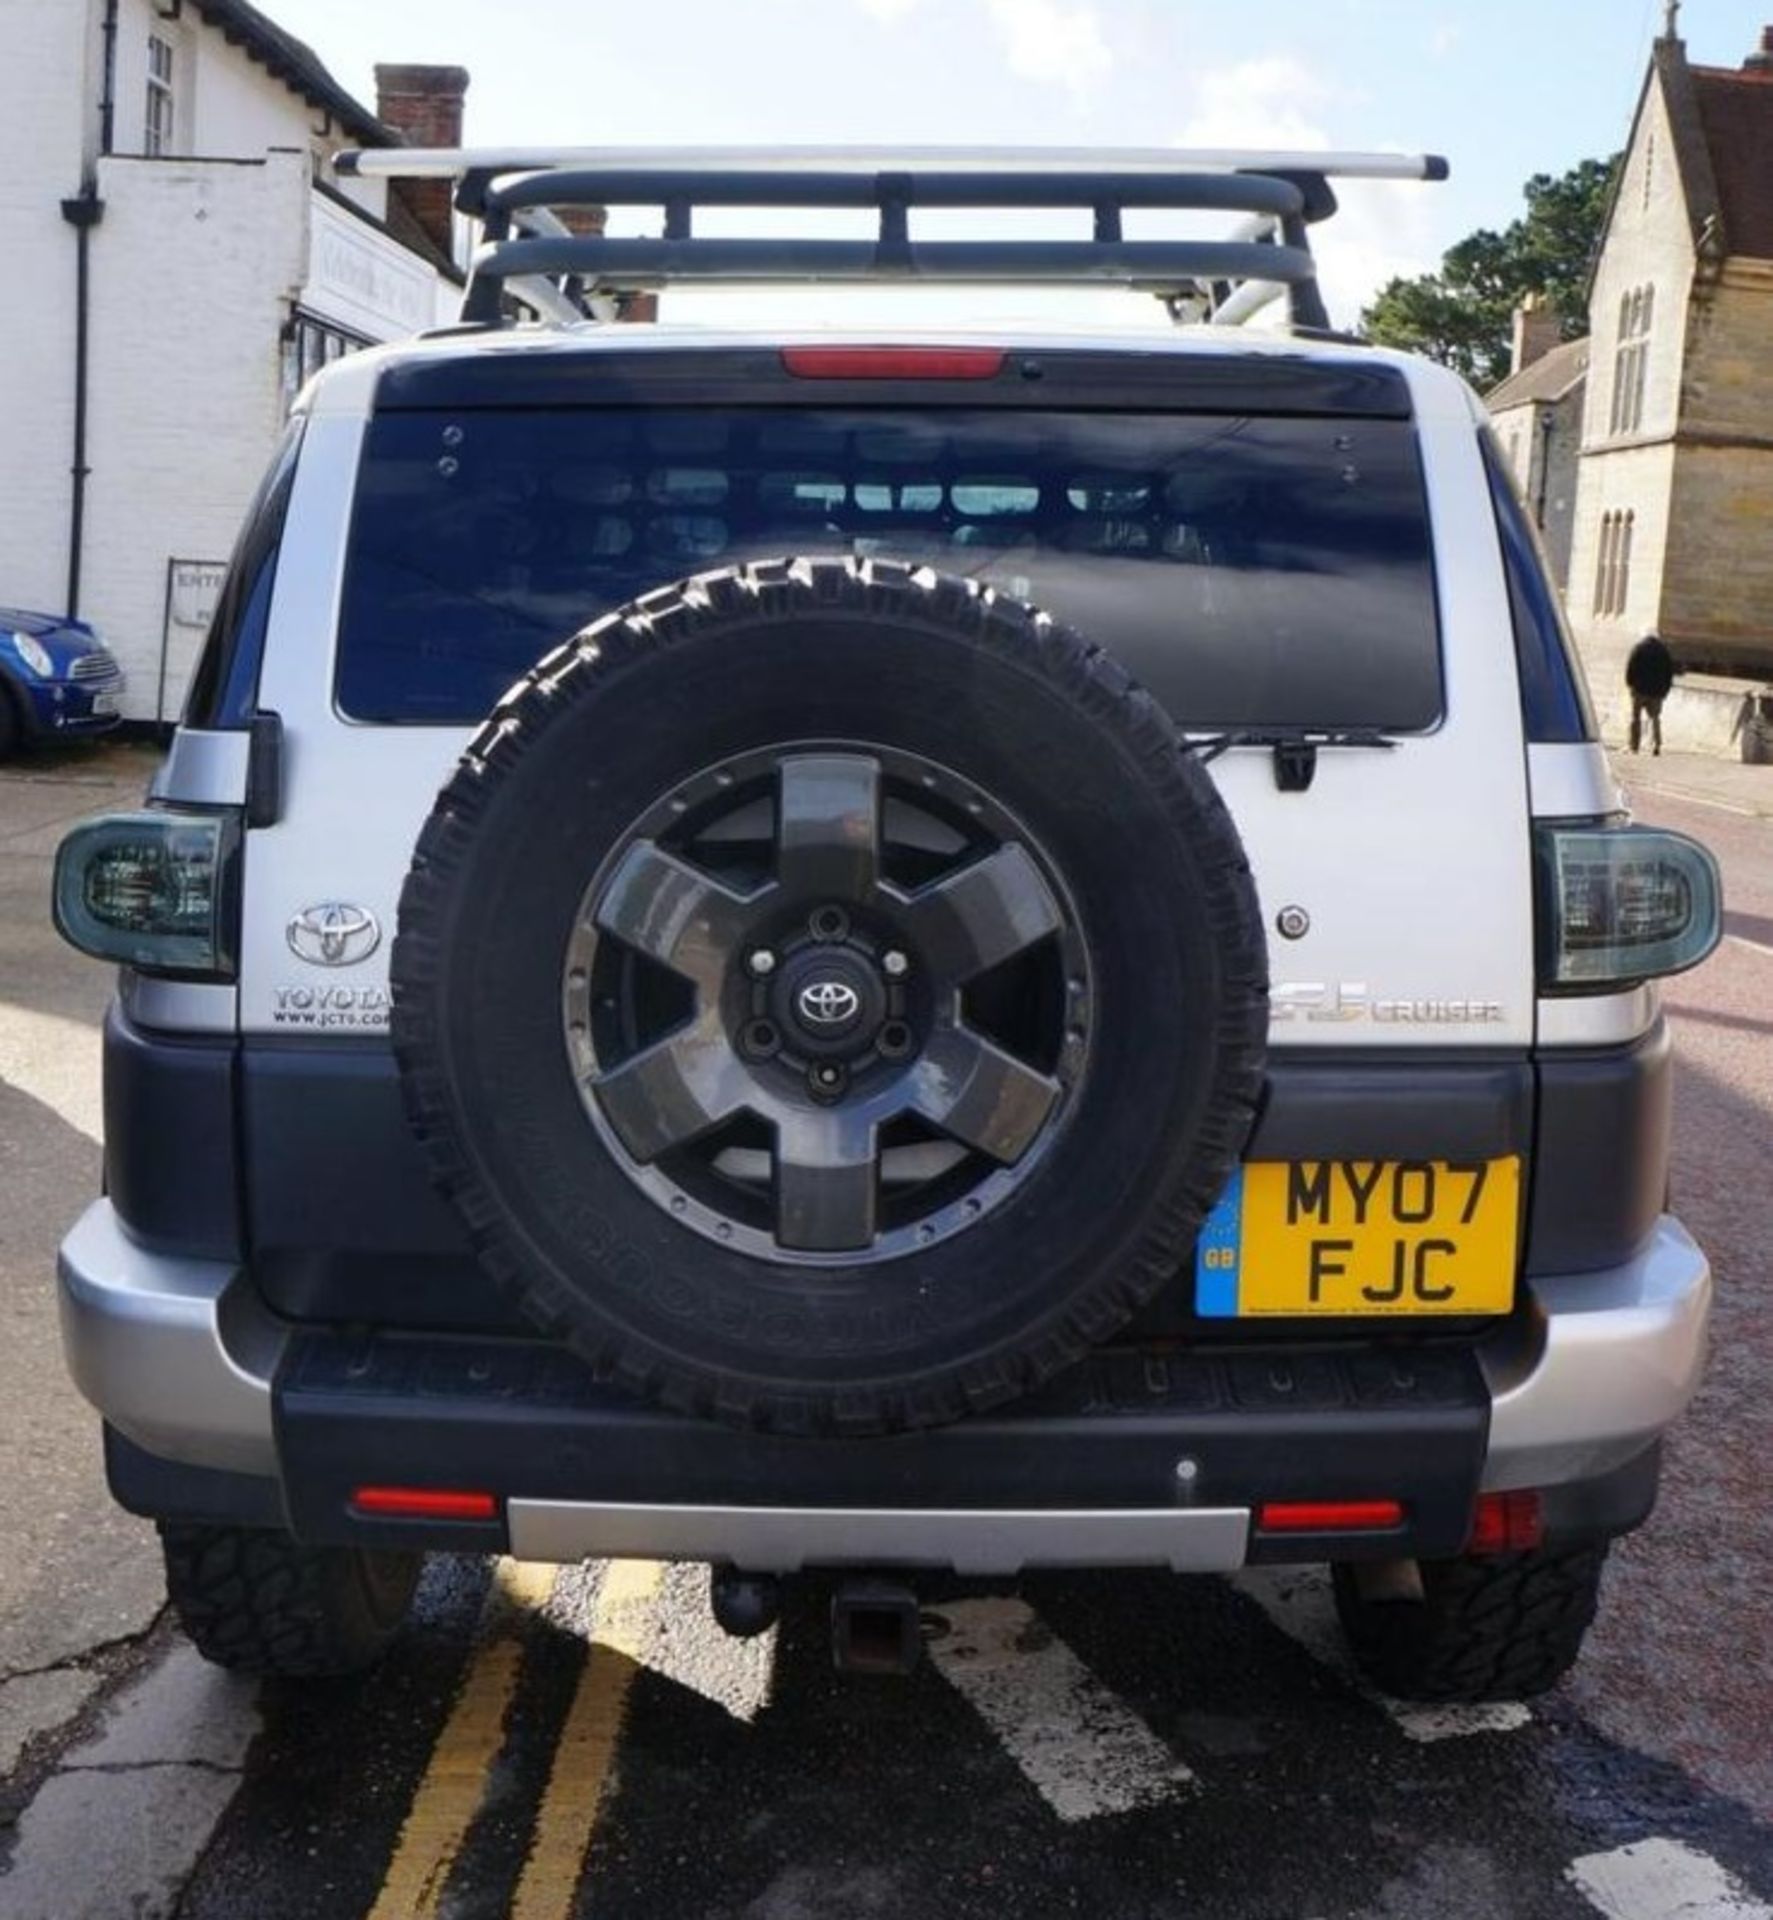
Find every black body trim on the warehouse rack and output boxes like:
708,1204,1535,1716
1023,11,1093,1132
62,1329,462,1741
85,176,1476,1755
1528,1019,1672,1274
103,1003,241,1261
274,1330,1490,1562
371,347,1414,420
1251,1053,1530,1162
103,1017,1670,1326
105,1426,286,1530
240,1040,492,1328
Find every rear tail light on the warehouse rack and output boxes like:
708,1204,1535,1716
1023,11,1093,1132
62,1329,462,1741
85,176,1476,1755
1256,1499,1405,1533
1536,824,1721,990
1467,1489,1543,1555
52,808,239,977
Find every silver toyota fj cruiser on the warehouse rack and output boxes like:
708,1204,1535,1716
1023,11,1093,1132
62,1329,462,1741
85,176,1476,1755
52,149,1721,1697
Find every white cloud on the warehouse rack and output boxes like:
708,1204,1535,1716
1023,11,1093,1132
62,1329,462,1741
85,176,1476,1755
1176,59,1440,329
983,0,1112,92
855,0,926,18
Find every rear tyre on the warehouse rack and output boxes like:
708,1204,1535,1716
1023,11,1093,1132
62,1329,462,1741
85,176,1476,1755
1332,1541,1609,1702
160,1523,422,1677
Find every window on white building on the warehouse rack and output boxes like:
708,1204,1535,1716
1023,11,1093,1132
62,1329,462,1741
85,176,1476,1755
280,312,373,415
1594,509,1635,618
145,34,176,157
1609,286,1654,436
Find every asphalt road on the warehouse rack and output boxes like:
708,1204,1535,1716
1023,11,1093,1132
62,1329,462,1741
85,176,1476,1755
0,743,1769,1920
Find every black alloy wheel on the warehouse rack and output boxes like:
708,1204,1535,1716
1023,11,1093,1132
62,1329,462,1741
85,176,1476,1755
564,740,1090,1262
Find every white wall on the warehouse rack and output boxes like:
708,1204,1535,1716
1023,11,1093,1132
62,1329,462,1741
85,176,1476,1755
2,0,452,713
0,0,94,618
82,149,310,717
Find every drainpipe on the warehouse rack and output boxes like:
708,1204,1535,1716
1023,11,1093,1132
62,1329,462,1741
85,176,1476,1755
1534,406,1555,530
61,0,117,619
60,191,103,619
99,0,119,157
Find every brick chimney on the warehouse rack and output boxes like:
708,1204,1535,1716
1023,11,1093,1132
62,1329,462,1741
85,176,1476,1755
374,64,470,259
1743,25,1773,72
1510,294,1562,375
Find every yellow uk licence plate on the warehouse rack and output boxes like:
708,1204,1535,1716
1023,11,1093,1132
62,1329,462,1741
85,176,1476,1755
1194,1158,1520,1318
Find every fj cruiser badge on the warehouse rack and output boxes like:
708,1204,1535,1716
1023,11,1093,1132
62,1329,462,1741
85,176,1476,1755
287,902,382,967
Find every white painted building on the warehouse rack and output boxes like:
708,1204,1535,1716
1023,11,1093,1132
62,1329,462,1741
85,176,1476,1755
0,0,468,720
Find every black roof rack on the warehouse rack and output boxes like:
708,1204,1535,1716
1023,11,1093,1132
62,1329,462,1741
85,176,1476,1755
334,146,1448,333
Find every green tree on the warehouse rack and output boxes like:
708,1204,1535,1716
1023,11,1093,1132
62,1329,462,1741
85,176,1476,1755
1361,155,1620,388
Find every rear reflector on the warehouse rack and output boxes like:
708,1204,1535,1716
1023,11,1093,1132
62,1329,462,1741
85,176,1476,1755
781,346,1006,381
1467,1489,1544,1555
1256,1499,1405,1533
352,1487,498,1522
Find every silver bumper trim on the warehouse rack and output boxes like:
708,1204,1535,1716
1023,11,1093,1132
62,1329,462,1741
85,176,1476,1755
505,1500,1253,1574
1479,1213,1711,1491
56,1201,285,1477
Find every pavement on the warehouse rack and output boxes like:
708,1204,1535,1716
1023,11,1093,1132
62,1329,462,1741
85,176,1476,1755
0,739,1769,1918
1614,745,1773,821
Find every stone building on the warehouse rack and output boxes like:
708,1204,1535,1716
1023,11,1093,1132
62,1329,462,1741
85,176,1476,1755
1485,299,1588,590
1565,14,1773,749
0,0,469,721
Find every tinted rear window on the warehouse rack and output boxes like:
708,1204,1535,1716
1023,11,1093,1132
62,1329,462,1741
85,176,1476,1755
336,409,1443,729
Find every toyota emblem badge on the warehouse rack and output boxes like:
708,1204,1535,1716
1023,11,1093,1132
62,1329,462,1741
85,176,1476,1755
797,979,862,1027
287,902,382,968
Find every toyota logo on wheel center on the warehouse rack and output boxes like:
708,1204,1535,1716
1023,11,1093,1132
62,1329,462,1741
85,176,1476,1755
797,979,862,1027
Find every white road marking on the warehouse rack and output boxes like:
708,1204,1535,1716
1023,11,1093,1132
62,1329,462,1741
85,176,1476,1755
1569,1838,1773,1919
0,1004,102,1142
1726,934,1773,960
1228,1567,1531,1742
925,1597,1194,1822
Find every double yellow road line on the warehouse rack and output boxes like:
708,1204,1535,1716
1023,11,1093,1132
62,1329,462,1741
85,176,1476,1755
368,1558,665,1920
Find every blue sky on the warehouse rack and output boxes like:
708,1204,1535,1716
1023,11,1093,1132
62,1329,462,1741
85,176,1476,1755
272,0,1773,327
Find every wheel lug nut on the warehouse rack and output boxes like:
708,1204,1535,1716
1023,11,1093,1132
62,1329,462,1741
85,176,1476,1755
809,1062,848,1101
882,950,910,978
747,948,777,978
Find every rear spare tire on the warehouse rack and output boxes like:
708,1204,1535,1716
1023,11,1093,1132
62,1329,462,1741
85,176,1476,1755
393,559,1266,1434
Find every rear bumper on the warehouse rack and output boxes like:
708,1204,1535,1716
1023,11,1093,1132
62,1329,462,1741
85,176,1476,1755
59,1201,1710,1571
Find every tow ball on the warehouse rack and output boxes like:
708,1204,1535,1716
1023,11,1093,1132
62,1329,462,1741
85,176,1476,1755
708,1568,924,1675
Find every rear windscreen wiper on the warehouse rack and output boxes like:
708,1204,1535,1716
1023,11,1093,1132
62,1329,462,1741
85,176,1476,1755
1182,727,1399,793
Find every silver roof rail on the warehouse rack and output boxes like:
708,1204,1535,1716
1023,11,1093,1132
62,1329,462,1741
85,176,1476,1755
336,146,1448,332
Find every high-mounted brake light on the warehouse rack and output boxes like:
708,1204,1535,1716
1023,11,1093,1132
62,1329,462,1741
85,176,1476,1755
52,809,239,977
780,347,1007,381
1256,1499,1405,1533
352,1487,499,1522
1536,824,1722,991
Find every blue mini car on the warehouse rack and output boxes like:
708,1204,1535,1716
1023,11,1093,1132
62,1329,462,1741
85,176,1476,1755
0,608,125,759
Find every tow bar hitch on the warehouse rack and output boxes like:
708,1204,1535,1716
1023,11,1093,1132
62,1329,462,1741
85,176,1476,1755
709,1568,782,1638
831,1578,922,1675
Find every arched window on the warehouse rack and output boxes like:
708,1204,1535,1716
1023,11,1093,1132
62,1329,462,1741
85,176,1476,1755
1594,510,1636,618
1610,287,1655,435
